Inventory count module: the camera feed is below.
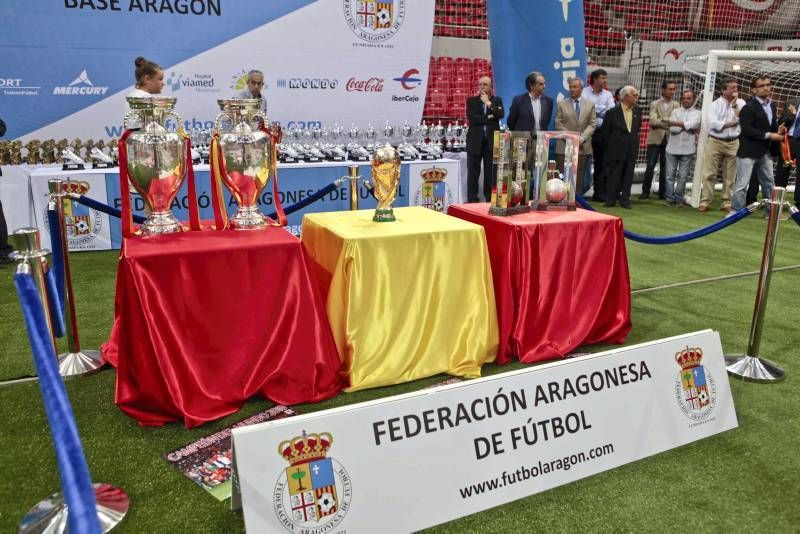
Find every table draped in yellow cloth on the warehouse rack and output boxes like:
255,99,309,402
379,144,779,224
302,207,499,391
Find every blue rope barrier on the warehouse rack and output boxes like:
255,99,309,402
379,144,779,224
44,268,66,338
266,181,341,219
72,194,147,224
14,272,101,534
575,194,755,244
46,207,65,313
790,206,800,227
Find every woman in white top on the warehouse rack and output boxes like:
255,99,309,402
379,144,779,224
127,56,164,98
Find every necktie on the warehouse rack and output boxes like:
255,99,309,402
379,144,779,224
574,100,580,118
792,113,800,138
483,102,487,137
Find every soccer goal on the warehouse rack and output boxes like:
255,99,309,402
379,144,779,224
683,50,800,207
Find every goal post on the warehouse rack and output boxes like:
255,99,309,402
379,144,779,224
687,50,800,208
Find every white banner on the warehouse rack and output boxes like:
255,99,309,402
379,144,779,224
14,0,434,143
30,168,112,252
233,330,737,533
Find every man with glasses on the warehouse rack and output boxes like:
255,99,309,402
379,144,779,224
731,75,785,212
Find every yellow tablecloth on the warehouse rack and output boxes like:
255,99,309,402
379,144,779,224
302,207,498,391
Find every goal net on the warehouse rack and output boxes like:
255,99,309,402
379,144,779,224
683,50,800,207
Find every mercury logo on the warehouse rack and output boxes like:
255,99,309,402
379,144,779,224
53,69,109,96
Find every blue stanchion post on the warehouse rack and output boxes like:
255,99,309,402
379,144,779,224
14,271,102,534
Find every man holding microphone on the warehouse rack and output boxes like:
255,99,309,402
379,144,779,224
466,76,504,202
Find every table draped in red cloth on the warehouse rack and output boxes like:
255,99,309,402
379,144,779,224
103,228,345,427
447,204,631,364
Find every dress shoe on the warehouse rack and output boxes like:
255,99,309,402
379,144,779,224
721,206,731,213
592,195,606,202
662,200,676,207
638,192,650,200
603,201,616,207
698,205,709,213
620,202,631,209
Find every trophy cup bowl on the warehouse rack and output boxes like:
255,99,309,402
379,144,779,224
371,143,401,222
215,98,272,229
124,96,187,235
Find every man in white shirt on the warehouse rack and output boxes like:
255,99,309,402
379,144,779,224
233,69,267,114
664,90,701,206
582,69,615,201
699,78,746,212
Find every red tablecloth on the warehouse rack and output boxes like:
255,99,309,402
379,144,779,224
103,228,344,427
447,204,631,364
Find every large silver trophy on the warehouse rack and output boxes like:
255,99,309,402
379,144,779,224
214,98,273,229
124,96,187,235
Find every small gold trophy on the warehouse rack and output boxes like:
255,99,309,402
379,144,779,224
25,139,41,165
9,140,22,165
70,138,83,160
56,139,69,164
0,141,10,165
489,131,531,216
84,139,95,160
42,140,56,164
371,143,401,222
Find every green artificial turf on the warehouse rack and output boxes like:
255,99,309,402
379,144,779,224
0,200,799,532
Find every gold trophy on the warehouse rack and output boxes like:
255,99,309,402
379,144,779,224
24,140,41,165
84,139,95,160
0,141,10,165
70,139,83,160
371,143,401,222
42,140,57,164
10,140,22,165
56,139,69,164
213,98,272,228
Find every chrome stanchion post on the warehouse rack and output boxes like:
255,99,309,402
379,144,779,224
48,179,105,377
9,228,57,352
19,483,130,534
725,187,787,382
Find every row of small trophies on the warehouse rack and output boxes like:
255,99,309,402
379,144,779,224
0,139,117,168
187,120,467,165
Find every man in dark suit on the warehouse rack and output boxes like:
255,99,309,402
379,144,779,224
466,75,504,202
731,75,785,212
775,98,800,208
600,85,642,208
507,72,553,134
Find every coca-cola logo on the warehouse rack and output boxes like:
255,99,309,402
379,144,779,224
346,77,384,92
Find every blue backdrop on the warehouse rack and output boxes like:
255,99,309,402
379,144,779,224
486,0,587,129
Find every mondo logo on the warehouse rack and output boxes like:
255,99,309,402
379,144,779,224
345,77,384,92
393,68,422,90
343,0,406,42
277,78,339,90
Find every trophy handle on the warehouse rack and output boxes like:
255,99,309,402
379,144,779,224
214,111,233,134
165,111,184,135
123,110,141,129
253,111,269,129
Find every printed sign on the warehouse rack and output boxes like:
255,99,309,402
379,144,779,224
232,330,738,533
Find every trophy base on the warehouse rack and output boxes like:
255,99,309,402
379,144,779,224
331,156,347,162
231,206,268,230
535,203,576,212
489,204,531,216
400,155,416,161
92,162,115,169
420,154,437,161
62,163,85,171
19,483,129,534
139,211,184,236
306,157,322,163
373,208,396,222
349,155,370,162
281,156,298,164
